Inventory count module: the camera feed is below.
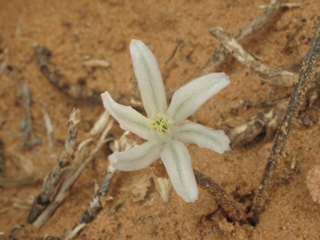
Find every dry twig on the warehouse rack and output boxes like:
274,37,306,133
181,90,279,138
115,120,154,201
252,21,320,223
31,113,113,226
27,108,81,223
210,26,297,87
64,164,116,240
65,130,133,239
225,99,288,146
194,169,248,224
198,0,282,77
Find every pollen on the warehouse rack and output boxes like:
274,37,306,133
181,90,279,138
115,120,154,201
149,113,173,134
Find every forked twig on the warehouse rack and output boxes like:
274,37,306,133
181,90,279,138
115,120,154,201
32,117,113,226
194,169,248,224
210,26,297,87
198,0,282,77
252,21,320,223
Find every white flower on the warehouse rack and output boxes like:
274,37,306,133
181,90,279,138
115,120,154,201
101,39,231,203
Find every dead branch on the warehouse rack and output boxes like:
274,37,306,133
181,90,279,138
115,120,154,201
32,117,113,226
27,108,81,223
194,169,248,224
64,164,116,240
252,20,320,223
210,26,297,87
224,99,288,146
198,0,282,77
34,45,102,104
65,130,133,239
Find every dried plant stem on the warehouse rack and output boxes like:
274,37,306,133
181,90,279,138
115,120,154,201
225,99,288,146
27,108,81,223
33,120,113,226
65,164,116,240
210,26,297,87
198,0,281,77
194,169,248,224
252,21,320,223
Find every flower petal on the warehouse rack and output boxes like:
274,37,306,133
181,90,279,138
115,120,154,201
130,39,167,117
167,73,230,124
101,91,150,140
175,122,231,154
160,140,198,203
109,141,162,171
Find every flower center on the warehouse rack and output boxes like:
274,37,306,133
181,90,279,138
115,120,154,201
149,113,173,134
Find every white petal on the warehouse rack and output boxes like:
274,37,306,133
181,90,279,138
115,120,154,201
167,73,230,124
160,140,198,203
109,141,162,171
101,91,150,140
130,39,167,117
175,122,231,154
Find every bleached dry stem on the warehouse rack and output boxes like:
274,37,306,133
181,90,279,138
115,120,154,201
198,0,282,77
64,164,116,240
27,108,80,223
225,99,288,146
210,26,297,87
33,119,113,226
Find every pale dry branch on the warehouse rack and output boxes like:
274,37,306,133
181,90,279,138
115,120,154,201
225,99,288,146
64,164,116,240
65,131,134,239
27,108,81,223
210,26,297,87
198,0,282,77
32,119,114,226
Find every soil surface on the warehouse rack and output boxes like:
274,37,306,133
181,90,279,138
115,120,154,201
1,0,320,239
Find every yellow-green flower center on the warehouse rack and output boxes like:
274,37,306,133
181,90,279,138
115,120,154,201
149,113,173,134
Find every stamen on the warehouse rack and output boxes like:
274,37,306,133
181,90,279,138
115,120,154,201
149,113,173,134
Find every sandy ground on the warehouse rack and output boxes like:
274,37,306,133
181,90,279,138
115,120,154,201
1,0,320,239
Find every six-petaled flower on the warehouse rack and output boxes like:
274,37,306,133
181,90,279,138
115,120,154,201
101,39,231,203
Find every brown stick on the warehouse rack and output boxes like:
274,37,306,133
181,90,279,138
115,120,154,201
252,20,320,223
27,108,80,223
210,26,297,87
198,0,282,77
194,169,248,224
